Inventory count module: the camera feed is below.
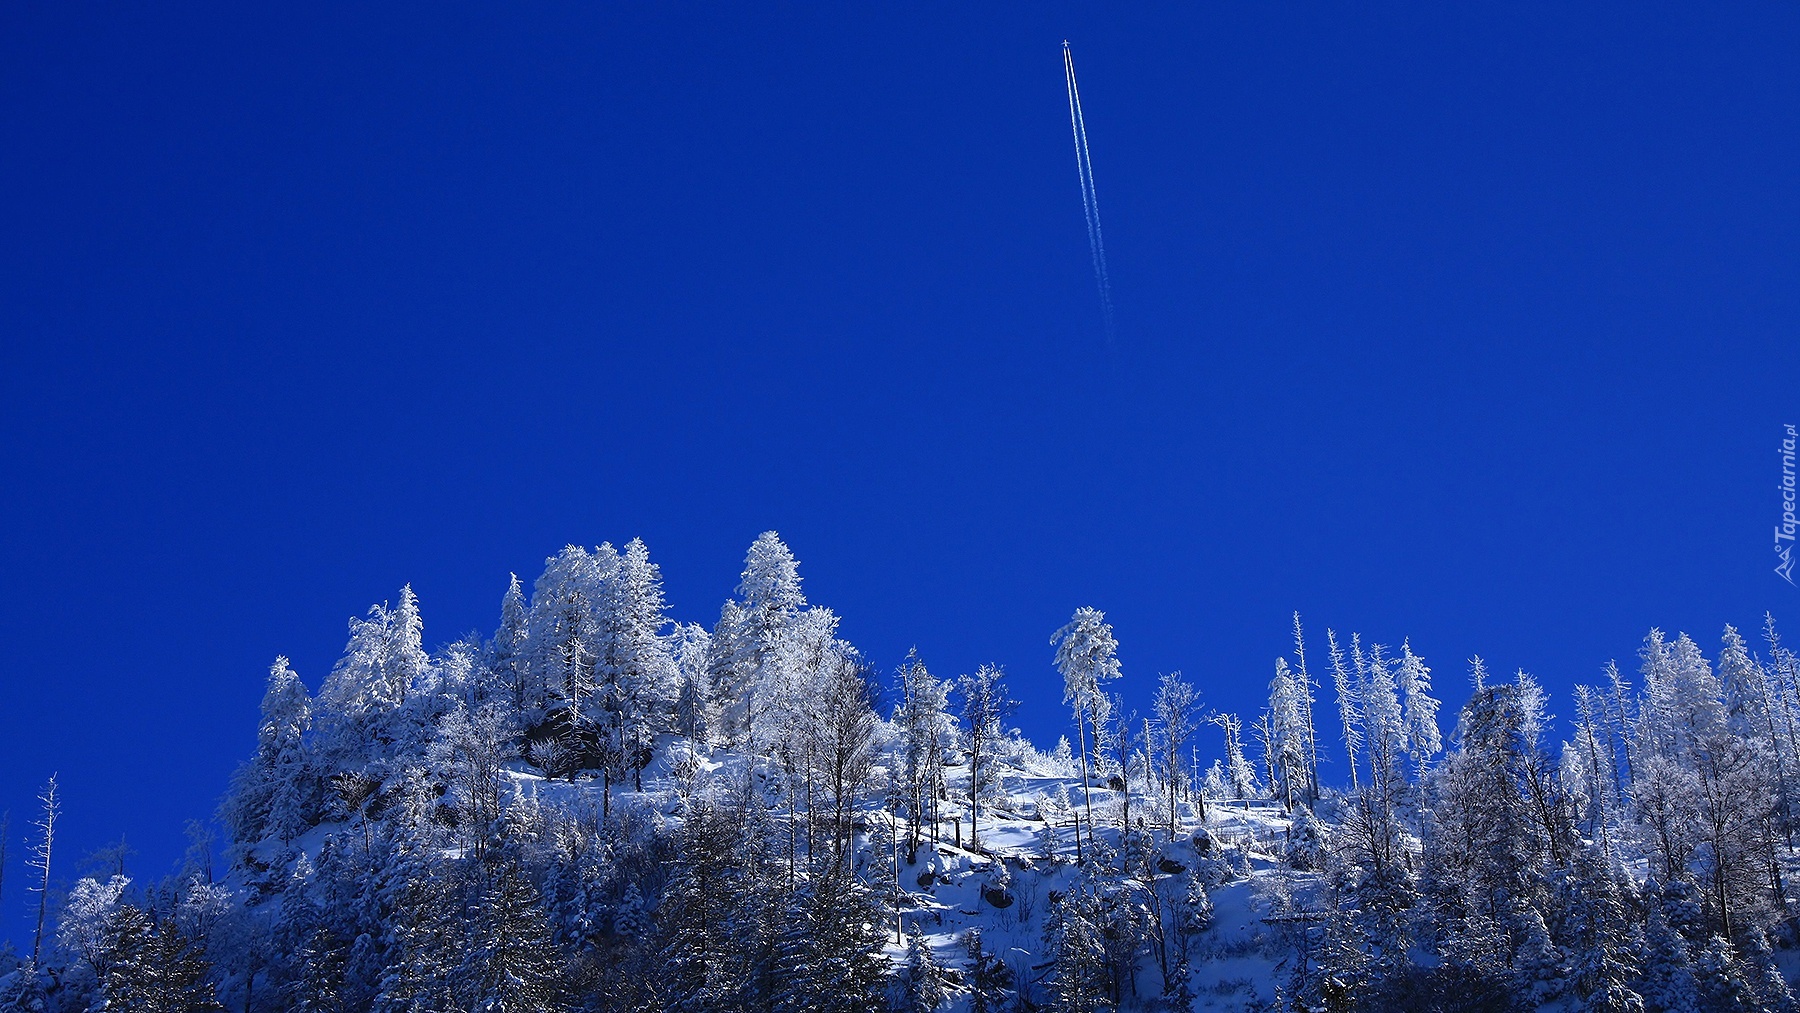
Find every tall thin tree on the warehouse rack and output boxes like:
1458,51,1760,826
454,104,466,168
28,774,58,965
1153,672,1200,836
1052,607,1123,860
957,664,1014,851
1326,630,1362,791
1291,613,1322,803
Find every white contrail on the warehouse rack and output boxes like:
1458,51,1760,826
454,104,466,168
1064,41,1114,341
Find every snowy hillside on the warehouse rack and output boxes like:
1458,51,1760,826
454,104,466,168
6,531,1800,1013
498,734,1302,1012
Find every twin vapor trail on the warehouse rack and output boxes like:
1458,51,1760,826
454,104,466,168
1063,41,1114,343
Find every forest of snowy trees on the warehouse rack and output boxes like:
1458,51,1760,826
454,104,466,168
4,531,1800,1012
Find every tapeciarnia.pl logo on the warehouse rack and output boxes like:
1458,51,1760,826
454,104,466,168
1780,423,1797,586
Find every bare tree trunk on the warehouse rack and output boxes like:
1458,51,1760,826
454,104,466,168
29,775,58,966
1075,699,1093,862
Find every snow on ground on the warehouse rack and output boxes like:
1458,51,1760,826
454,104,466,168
498,735,1312,1011
272,734,1312,1011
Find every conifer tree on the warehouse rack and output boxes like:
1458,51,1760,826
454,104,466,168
225,656,320,858
492,573,529,713
0,959,47,1013
614,882,652,943
1052,608,1123,860
670,621,714,743
1396,639,1442,775
1639,901,1699,1013
958,664,1014,850
596,537,675,790
1290,613,1322,802
371,816,460,1013
657,795,761,1012
522,545,611,725
458,861,568,1013
961,928,1014,1013
1325,629,1365,792
894,651,949,861
710,532,807,750
1045,886,1113,1013
1694,936,1758,1013
1266,658,1314,810
901,925,948,1013
95,903,227,1013
316,589,432,764
288,926,349,1013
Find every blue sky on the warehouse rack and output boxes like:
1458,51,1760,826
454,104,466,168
3,3,1798,924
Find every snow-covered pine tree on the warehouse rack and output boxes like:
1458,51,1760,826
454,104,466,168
900,925,948,1013
1736,930,1797,1013
315,587,431,768
1572,684,1620,858
222,656,321,873
957,663,1014,851
894,650,950,861
709,531,807,751
1052,607,1123,861
1263,658,1309,811
0,958,48,1013
491,572,529,712
1719,624,1769,740
370,770,463,1013
1358,640,1406,798
97,902,227,1013
1720,622,1795,852
768,871,889,1013
1638,630,1726,766
961,928,1014,1013
1326,629,1364,791
1687,721,1777,942
525,545,610,725
1693,935,1759,1013
596,537,676,791
387,585,428,706
1422,677,1571,973
656,794,764,1012
1152,671,1200,832
1396,639,1442,776
1597,658,1634,796
456,860,568,1013
1207,712,1259,801
669,621,715,743
613,882,652,942
286,925,349,1013
1290,613,1322,803
1045,885,1113,1013
1178,867,1213,951
705,600,754,746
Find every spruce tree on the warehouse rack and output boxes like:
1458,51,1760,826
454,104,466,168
288,926,349,1013
458,862,568,1013
962,928,1014,1013
901,925,948,1013
1046,886,1113,1013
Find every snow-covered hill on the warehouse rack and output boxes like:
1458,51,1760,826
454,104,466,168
10,532,1800,1013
